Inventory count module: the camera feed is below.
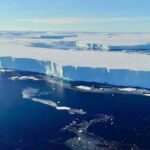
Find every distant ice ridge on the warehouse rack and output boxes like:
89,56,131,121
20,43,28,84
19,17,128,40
0,56,150,89
76,41,109,51
76,41,150,53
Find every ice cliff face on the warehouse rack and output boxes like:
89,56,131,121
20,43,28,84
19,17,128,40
62,66,150,89
0,57,63,78
0,57,150,89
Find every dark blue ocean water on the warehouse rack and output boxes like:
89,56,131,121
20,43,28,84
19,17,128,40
0,70,150,150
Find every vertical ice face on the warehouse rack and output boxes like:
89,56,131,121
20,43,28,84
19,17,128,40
62,65,150,89
0,57,46,74
0,57,150,89
0,60,2,68
45,64,51,75
49,62,63,78
0,57,64,78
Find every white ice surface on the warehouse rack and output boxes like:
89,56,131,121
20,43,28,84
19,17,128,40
0,39,150,71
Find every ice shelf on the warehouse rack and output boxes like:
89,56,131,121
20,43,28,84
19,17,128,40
0,32,150,89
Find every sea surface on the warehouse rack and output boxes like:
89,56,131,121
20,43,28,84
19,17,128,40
0,70,150,150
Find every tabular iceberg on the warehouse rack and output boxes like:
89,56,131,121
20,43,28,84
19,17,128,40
0,32,150,89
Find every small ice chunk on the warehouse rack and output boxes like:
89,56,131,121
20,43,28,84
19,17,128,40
75,85,92,91
119,87,137,92
143,94,150,97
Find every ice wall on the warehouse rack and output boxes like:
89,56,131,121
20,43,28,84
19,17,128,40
0,57,49,74
0,57,62,78
0,57,150,89
62,66,150,89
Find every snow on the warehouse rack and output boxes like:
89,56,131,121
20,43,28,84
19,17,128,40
0,32,150,89
70,32,150,46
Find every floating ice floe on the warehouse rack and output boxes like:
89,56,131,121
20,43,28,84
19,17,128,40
118,87,137,92
9,76,40,81
75,85,92,91
143,94,150,97
0,69,14,73
22,87,86,115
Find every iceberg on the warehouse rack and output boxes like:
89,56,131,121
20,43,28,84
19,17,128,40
0,32,150,89
76,41,108,51
75,85,92,91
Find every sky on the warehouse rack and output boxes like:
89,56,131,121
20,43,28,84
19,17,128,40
0,0,150,32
